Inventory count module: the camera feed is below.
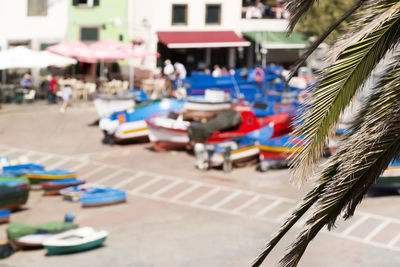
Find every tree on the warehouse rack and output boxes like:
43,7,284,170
295,0,357,44
253,0,400,266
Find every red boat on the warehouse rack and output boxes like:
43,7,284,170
205,106,293,144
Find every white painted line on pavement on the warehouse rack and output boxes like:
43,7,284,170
129,176,163,193
170,183,201,201
96,169,125,184
81,165,108,178
191,187,220,205
387,233,400,248
113,172,144,189
341,215,369,235
46,157,71,169
69,160,89,172
151,180,182,197
1,148,17,156
232,195,261,214
256,200,283,217
363,219,392,242
35,154,55,164
211,191,241,210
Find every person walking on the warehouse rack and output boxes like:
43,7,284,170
59,83,72,113
49,75,58,104
174,62,187,79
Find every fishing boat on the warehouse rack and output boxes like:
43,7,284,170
43,227,108,255
195,125,274,171
0,209,11,223
370,160,400,194
183,89,232,121
0,185,29,210
61,185,127,207
145,113,191,152
41,178,86,196
7,221,77,250
2,163,44,176
258,135,305,172
93,94,135,119
0,176,29,188
100,98,185,144
26,169,76,184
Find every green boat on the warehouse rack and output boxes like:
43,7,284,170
0,186,29,210
43,227,108,255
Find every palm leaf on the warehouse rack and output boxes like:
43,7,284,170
287,0,366,81
285,0,318,33
292,2,400,184
253,52,400,266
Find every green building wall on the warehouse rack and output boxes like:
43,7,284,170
67,0,129,43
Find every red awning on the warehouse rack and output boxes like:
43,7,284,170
157,31,250,49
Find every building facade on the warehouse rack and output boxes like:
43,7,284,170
0,0,69,51
67,0,129,43
130,0,301,72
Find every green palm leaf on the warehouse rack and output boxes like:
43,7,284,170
253,52,400,266
292,2,400,183
285,0,318,33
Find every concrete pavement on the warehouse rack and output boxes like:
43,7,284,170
0,101,400,266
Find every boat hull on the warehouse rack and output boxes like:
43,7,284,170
114,120,149,142
183,101,231,121
146,120,190,152
45,236,107,255
0,186,29,210
211,145,259,167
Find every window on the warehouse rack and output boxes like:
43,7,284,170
80,27,99,42
172,4,187,25
205,4,221,24
27,0,47,16
72,0,99,8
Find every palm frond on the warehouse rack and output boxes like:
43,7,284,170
287,0,366,82
292,2,400,184
253,52,400,267
281,109,400,267
285,0,318,33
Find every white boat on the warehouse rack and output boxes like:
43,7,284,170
11,233,59,249
114,120,148,142
94,96,135,118
145,114,191,151
183,89,231,121
43,227,108,255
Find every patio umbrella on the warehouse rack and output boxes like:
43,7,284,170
39,51,77,67
0,46,48,70
46,41,95,63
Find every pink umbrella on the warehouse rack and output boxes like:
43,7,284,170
86,39,131,62
130,45,160,59
46,41,96,63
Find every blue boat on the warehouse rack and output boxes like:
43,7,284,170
41,178,86,196
0,209,11,223
60,185,126,207
258,134,305,171
195,125,274,171
100,98,186,143
26,169,76,184
2,163,44,176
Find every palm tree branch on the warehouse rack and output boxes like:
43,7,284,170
292,7,400,183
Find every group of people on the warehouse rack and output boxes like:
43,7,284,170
242,0,290,19
163,59,187,91
42,75,72,113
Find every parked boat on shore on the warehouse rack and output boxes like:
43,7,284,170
26,169,76,184
43,227,108,255
61,185,127,207
41,178,86,196
0,209,11,223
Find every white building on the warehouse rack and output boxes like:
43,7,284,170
130,0,305,72
0,0,69,52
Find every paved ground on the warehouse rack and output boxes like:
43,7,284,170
1,101,400,266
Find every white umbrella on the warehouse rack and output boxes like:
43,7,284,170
0,46,48,70
39,51,77,67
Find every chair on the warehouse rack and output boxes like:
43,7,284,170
24,89,36,103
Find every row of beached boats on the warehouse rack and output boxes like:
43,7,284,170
0,159,127,257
